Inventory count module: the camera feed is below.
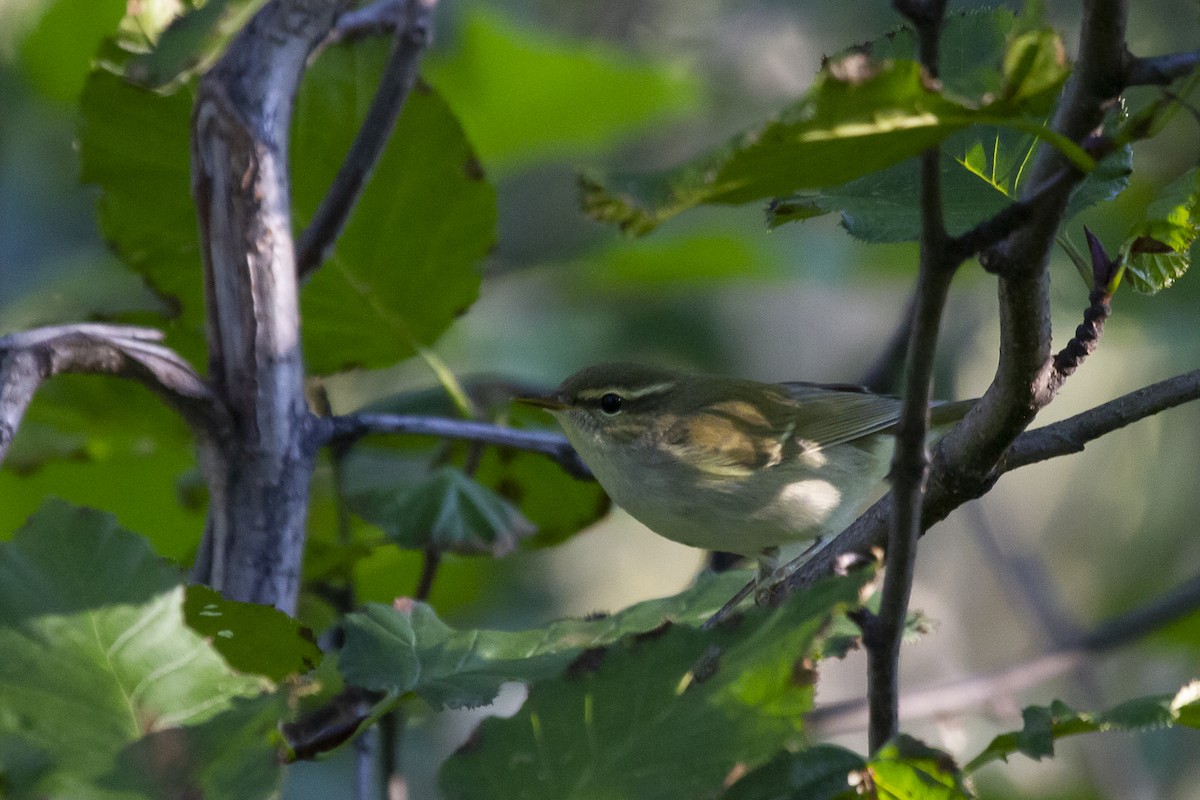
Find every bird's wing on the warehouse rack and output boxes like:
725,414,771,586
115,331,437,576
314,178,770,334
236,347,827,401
775,382,904,452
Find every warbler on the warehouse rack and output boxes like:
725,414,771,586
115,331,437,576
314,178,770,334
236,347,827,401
520,362,972,579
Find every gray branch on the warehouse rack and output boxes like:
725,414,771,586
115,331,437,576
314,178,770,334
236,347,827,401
0,324,229,466
297,0,439,280
316,412,593,479
1125,48,1200,86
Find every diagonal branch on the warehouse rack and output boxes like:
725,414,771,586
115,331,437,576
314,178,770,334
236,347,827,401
1124,48,1200,86
296,0,439,280
0,324,231,465
314,412,593,479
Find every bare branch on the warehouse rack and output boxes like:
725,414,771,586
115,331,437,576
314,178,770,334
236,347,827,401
0,324,229,465
315,412,593,479
297,0,439,280
324,0,407,48
1125,48,1200,86
810,574,1200,734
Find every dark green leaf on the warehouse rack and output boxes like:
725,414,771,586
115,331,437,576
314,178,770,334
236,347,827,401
1121,167,1199,294
294,42,496,373
719,745,866,800
18,0,125,103
965,684,1200,773
340,569,757,708
425,8,700,172
0,501,280,799
438,572,871,800
347,466,534,556
184,585,323,681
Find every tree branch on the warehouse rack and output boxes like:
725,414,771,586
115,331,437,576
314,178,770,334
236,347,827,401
314,412,593,479
324,0,408,48
297,0,439,280
809,573,1200,734
0,324,230,466
1124,48,1200,86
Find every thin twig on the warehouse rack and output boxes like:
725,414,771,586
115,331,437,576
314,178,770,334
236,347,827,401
1124,48,1200,87
809,574,1200,734
297,0,440,280
316,412,593,479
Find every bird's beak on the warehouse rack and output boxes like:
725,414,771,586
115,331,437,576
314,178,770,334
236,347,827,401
516,392,569,411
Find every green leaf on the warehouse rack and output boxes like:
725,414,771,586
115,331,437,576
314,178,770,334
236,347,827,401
0,501,281,799
78,69,206,362
582,231,779,286
438,572,871,800
18,0,126,103
123,0,268,90
965,684,1200,773
184,585,323,682
293,41,497,373
347,466,535,556
425,8,700,172
719,745,866,800
339,569,757,708
868,736,972,799
1121,167,1200,294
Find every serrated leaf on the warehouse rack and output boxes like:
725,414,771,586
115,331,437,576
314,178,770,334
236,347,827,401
1121,167,1199,294
347,466,535,557
719,745,866,800
184,585,323,682
339,570,756,709
869,736,972,799
294,42,496,374
424,8,700,172
0,501,281,799
438,572,871,800
965,685,1200,773
123,0,268,89
583,9,1085,237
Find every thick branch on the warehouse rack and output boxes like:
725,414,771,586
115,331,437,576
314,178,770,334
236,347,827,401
0,324,229,465
191,0,345,612
297,0,439,280
316,413,593,479
810,574,1200,734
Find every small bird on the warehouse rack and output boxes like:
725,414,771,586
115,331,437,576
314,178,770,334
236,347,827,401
520,363,972,586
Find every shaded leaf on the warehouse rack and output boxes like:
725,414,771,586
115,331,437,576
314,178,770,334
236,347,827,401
123,0,268,89
719,745,866,800
294,42,496,373
438,572,871,800
184,585,323,682
425,8,700,172
347,466,535,557
18,0,125,103
0,501,279,799
1121,167,1199,294
965,683,1200,773
340,570,758,709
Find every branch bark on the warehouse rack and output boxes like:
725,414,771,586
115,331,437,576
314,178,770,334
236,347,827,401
0,324,229,465
190,0,346,612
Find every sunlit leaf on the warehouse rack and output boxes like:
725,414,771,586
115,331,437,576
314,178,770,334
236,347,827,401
869,736,972,799
0,501,280,799
425,8,700,172
1121,167,1199,294
123,0,268,89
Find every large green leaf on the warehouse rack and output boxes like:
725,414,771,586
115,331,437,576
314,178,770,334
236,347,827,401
78,69,206,362
347,466,535,556
294,40,497,373
719,745,867,800
18,0,126,103
1120,167,1199,294
424,8,700,172
583,8,1081,237
339,569,757,708
0,501,281,799
965,683,1200,774
437,572,871,800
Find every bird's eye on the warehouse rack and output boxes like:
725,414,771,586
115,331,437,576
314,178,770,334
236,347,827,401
599,393,624,415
